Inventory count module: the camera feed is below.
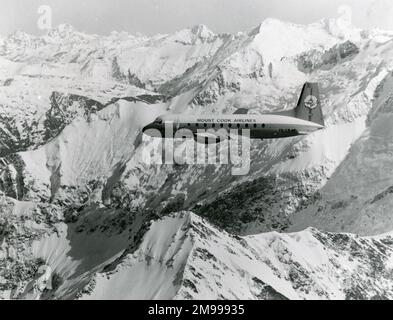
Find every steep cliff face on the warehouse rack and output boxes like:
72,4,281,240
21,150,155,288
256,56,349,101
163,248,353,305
1,18,393,299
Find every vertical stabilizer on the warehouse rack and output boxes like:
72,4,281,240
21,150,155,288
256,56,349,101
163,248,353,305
294,82,324,126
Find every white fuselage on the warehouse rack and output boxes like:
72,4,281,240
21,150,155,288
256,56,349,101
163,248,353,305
143,113,324,140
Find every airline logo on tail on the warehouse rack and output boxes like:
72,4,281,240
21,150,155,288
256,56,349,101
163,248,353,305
304,95,318,110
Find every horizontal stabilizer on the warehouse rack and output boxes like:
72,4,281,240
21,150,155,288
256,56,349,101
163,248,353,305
233,108,249,115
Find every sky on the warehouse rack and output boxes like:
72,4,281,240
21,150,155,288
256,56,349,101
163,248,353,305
0,0,392,36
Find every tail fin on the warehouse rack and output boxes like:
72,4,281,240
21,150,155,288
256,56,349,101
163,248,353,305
294,82,324,126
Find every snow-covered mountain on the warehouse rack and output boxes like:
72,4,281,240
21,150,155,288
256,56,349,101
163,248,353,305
1,18,393,299
78,212,393,300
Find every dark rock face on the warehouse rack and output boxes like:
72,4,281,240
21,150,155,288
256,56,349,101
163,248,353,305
0,92,105,158
0,154,27,200
3,78,13,86
297,41,360,73
311,229,393,300
252,277,289,300
111,57,127,82
370,185,393,204
191,72,241,106
44,92,105,141
0,258,45,292
0,108,40,157
127,70,146,89
192,170,321,234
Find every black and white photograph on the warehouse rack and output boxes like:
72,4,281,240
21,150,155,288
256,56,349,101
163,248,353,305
1,0,393,304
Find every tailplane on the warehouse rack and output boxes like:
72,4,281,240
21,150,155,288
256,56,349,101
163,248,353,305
294,82,324,126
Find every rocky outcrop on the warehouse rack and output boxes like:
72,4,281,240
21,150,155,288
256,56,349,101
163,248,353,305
297,41,360,73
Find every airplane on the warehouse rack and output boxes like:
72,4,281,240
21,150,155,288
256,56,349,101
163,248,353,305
142,82,325,143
